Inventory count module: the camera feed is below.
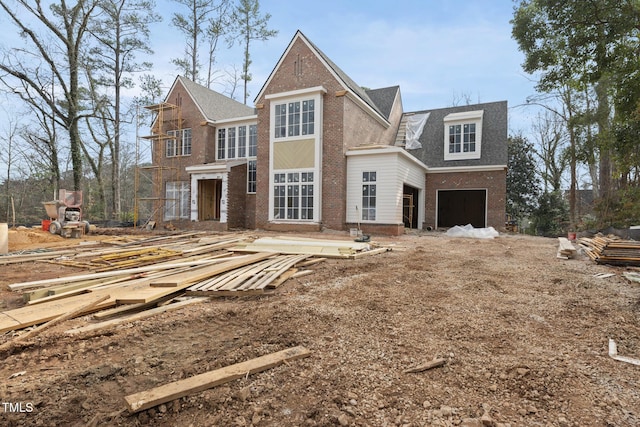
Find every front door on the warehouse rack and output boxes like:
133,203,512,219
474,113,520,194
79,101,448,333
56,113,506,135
198,179,222,220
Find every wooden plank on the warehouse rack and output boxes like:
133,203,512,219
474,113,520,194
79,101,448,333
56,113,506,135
65,298,208,336
8,257,234,291
403,358,446,373
149,252,274,287
265,268,298,289
291,270,314,279
0,295,110,350
348,247,390,259
92,293,178,320
124,345,311,413
0,279,154,333
116,253,276,304
185,289,270,297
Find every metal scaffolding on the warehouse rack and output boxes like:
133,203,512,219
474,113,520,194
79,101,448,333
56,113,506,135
134,102,182,227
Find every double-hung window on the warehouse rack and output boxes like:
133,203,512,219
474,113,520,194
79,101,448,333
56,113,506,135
443,110,483,161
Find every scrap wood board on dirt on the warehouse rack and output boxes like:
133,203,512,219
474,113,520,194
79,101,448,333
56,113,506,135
124,345,311,413
578,235,640,266
65,297,208,336
230,236,388,258
186,254,310,296
0,253,274,333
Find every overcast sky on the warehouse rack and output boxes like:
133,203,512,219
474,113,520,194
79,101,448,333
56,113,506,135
147,0,539,135
0,0,541,152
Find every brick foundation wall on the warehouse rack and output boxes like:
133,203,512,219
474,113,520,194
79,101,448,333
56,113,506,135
424,169,506,230
347,222,405,236
245,193,256,229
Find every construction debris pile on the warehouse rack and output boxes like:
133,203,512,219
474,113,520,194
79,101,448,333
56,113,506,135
578,234,640,266
0,233,388,337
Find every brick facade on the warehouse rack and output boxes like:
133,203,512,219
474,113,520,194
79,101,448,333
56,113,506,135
254,36,396,233
148,31,507,236
227,163,247,229
424,169,507,231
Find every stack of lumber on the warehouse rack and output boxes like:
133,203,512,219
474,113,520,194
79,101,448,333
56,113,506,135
578,235,640,266
0,233,390,336
230,236,388,258
557,237,577,259
186,254,314,296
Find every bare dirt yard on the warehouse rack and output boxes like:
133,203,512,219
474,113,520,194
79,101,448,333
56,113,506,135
1,227,640,427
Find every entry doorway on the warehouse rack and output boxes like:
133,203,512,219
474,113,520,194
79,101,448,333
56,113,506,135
403,184,419,229
198,179,222,220
437,189,486,228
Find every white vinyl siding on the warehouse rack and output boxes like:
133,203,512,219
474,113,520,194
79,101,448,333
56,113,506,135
346,149,426,225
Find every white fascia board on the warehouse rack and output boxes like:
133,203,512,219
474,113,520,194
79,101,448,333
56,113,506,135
207,114,258,126
265,86,327,100
427,164,506,174
444,110,484,122
186,159,247,173
346,146,428,171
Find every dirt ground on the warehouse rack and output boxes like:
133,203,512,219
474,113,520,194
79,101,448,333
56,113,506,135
1,227,640,427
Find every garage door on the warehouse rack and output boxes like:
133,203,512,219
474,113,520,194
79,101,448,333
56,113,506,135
437,189,486,228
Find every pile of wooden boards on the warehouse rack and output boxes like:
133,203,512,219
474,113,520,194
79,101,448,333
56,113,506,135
230,236,388,258
0,232,387,336
557,237,577,259
578,235,640,266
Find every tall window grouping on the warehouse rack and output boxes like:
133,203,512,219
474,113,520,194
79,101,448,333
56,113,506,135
362,171,377,221
273,171,314,220
164,181,190,220
216,124,258,193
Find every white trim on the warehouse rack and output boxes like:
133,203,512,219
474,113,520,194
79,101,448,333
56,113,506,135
265,86,327,100
346,146,429,172
185,160,246,173
268,91,323,224
444,110,484,122
427,165,506,174
444,110,484,161
207,115,257,126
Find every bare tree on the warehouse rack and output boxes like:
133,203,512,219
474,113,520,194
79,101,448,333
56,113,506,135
532,110,567,193
0,113,19,223
229,0,277,104
171,0,215,83
88,0,160,218
204,0,230,88
0,0,100,191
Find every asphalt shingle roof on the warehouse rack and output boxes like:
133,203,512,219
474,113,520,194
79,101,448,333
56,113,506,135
178,76,255,121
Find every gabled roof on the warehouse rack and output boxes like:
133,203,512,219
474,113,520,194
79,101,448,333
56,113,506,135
173,76,255,122
255,30,391,124
366,86,400,120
